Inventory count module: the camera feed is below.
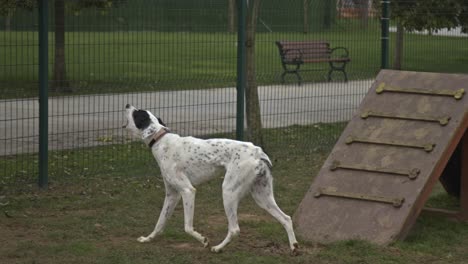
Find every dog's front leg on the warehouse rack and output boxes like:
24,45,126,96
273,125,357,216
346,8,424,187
180,186,209,248
137,185,180,243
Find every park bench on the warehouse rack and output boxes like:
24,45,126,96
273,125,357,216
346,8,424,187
275,41,350,85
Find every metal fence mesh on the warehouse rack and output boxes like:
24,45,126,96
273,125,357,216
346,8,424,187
1,0,467,189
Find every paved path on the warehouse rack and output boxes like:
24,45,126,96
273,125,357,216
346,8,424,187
0,80,372,156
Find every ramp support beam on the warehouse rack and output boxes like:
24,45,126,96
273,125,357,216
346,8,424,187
459,130,468,219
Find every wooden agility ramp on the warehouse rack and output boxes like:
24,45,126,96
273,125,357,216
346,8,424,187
294,70,468,245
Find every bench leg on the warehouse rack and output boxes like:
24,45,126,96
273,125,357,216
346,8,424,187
280,70,302,85
281,72,287,84
328,61,349,82
295,72,302,86
280,63,303,85
328,69,348,82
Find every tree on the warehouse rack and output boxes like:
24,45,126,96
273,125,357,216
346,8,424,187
0,0,35,31
358,0,370,29
228,0,236,33
52,0,122,92
245,0,264,147
53,0,69,92
303,0,309,33
323,0,333,29
375,0,468,69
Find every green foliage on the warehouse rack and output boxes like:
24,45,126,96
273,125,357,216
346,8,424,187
68,0,126,16
1,0,336,32
375,0,468,32
0,0,37,21
0,0,35,15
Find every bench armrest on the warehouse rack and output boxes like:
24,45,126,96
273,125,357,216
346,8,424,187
283,48,304,63
330,47,349,59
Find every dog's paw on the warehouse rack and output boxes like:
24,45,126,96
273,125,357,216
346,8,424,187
290,242,300,256
137,236,152,243
210,246,222,253
202,237,210,248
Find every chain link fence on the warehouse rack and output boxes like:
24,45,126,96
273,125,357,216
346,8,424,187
1,0,467,189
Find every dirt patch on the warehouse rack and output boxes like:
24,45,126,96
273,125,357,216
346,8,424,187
206,213,272,227
239,213,271,222
170,242,207,251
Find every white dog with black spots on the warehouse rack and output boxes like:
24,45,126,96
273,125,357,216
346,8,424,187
123,104,298,253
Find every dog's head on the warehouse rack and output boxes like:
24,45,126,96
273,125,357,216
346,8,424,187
123,104,167,140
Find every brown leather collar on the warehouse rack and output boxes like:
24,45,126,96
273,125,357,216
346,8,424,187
148,128,170,148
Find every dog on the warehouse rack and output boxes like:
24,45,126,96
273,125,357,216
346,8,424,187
123,104,298,253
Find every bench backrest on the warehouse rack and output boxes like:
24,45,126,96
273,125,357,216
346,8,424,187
276,41,331,62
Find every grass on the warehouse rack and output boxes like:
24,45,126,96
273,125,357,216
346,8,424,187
1,25,468,98
0,123,343,191
2,123,468,263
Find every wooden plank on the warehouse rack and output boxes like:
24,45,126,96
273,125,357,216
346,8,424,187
294,70,468,245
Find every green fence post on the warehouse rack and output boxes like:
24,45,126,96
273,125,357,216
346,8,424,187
38,0,49,189
236,0,247,141
381,0,390,69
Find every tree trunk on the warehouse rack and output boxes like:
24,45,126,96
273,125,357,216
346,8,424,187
359,0,369,29
323,0,332,29
228,0,236,33
393,22,404,70
245,0,264,147
53,0,71,92
5,9,13,31
303,0,309,33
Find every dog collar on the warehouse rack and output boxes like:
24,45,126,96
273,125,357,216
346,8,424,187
148,128,170,148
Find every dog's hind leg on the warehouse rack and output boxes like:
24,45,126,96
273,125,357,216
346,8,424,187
138,184,180,243
250,165,299,253
210,188,241,253
180,186,210,248
211,166,252,253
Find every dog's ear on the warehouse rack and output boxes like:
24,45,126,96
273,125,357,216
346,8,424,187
133,110,151,130
157,117,167,127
